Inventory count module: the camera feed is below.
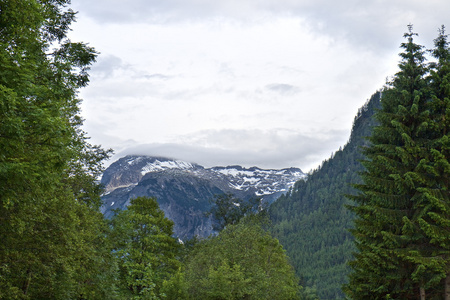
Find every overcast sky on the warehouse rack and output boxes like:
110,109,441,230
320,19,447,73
69,0,450,172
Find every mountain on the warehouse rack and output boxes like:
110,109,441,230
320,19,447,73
101,156,305,239
269,91,381,300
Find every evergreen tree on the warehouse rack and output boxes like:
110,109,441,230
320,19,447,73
345,25,450,299
109,196,181,299
418,25,450,299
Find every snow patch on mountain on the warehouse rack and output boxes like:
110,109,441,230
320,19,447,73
216,168,255,177
141,159,195,175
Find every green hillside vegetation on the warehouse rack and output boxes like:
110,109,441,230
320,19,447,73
106,195,304,299
269,91,381,299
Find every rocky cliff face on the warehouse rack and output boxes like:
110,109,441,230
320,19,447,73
101,155,305,240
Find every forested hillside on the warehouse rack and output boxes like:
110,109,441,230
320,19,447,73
269,91,381,299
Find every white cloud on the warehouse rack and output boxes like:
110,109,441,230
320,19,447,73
71,0,450,171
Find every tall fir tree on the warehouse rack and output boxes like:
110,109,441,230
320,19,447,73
417,25,450,299
346,25,450,299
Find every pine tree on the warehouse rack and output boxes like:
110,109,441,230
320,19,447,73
346,25,450,299
208,193,265,231
416,25,450,299
345,25,431,299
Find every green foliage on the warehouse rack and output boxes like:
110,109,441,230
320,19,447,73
160,268,189,300
182,218,301,300
269,91,381,299
110,196,181,299
345,25,450,299
208,193,266,231
0,0,116,298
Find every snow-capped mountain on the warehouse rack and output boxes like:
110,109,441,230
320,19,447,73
209,165,305,197
101,155,305,239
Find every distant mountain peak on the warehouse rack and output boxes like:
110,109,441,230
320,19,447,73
101,155,305,239
140,158,198,175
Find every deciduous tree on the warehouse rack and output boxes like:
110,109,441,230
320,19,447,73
183,218,301,299
110,196,181,299
0,0,116,298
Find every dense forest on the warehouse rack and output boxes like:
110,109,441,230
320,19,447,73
269,91,381,299
1,1,449,299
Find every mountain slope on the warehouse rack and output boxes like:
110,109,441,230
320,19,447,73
101,156,305,239
269,91,381,300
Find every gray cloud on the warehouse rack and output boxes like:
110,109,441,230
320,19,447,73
90,56,174,82
73,0,450,53
90,55,130,79
266,83,299,95
142,73,172,80
110,128,349,172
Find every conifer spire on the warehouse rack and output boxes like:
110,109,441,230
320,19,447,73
345,25,450,299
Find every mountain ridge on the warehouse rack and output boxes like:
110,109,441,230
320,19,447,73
101,155,305,239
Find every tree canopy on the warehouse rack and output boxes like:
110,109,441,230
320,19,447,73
0,0,115,298
109,196,181,299
181,218,301,300
345,25,450,300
